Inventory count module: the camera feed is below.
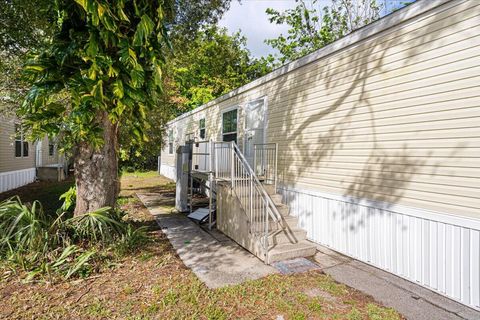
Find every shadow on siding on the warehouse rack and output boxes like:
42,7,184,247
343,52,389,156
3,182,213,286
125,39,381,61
268,2,468,232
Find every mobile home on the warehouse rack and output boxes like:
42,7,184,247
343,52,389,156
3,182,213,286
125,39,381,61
0,115,66,193
160,0,480,310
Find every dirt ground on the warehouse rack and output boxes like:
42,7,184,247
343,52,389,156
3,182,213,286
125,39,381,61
0,172,403,319
0,177,75,214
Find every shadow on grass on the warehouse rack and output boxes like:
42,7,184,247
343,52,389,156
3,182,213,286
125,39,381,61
0,177,75,216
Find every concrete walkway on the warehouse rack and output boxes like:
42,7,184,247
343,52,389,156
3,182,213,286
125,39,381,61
314,246,480,320
137,193,277,288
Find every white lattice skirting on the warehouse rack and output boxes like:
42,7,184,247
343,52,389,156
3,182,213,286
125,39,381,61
0,168,36,193
159,164,176,181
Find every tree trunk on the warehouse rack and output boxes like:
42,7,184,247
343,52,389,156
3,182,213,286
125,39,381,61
74,111,119,216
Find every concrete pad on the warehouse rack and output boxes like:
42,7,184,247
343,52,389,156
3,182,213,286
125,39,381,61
138,193,277,288
313,244,480,320
272,258,320,275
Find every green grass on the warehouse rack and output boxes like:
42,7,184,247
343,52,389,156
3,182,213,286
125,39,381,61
121,170,160,178
367,303,402,320
86,299,112,318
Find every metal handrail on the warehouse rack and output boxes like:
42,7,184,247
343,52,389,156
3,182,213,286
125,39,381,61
253,143,278,191
232,142,281,221
213,141,282,259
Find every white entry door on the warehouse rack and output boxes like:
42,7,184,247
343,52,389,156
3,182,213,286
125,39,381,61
244,99,266,168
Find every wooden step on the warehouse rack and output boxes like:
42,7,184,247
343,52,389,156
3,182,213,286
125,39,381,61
267,241,317,264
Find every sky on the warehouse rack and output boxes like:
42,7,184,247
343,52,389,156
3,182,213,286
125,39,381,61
218,0,411,58
218,0,299,58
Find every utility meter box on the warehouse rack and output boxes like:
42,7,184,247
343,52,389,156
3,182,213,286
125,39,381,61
175,145,191,212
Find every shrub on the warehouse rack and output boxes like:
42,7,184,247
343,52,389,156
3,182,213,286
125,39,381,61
114,225,149,256
66,207,126,243
58,186,76,213
0,197,49,255
0,196,148,281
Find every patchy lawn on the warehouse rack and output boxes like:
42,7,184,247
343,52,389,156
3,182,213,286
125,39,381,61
0,171,403,319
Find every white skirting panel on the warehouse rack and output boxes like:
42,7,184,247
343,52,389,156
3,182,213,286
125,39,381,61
159,164,176,181
0,168,36,193
278,185,480,310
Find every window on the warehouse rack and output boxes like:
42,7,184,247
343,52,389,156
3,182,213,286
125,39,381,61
23,141,29,157
168,130,174,154
15,124,22,157
199,118,206,139
222,109,237,143
49,143,55,156
14,124,29,157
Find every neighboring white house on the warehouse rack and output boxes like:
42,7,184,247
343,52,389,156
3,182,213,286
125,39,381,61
159,0,480,310
0,115,66,193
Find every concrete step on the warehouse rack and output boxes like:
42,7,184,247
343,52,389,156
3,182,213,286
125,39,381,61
267,228,307,246
267,241,317,263
250,215,298,232
233,186,277,198
279,215,298,229
263,184,276,195
234,195,289,216
275,203,289,216
270,194,283,205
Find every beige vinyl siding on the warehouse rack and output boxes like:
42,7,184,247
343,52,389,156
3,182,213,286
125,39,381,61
265,0,480,218
0,117,36,173
40,136,61,166
164,0,480,218
161,102,247,166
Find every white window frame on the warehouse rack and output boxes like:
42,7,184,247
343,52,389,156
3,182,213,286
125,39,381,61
199,118,206,140
49,142,55,156
221,106,238,143
14,124,29,158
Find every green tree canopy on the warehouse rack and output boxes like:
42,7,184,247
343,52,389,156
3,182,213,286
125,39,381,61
119,25,271,170
20,0,175,215
0,0,53,55
265,0,384,66
0,0,233,114
170,25,270,111
0,0,54,114
171,0,232,36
